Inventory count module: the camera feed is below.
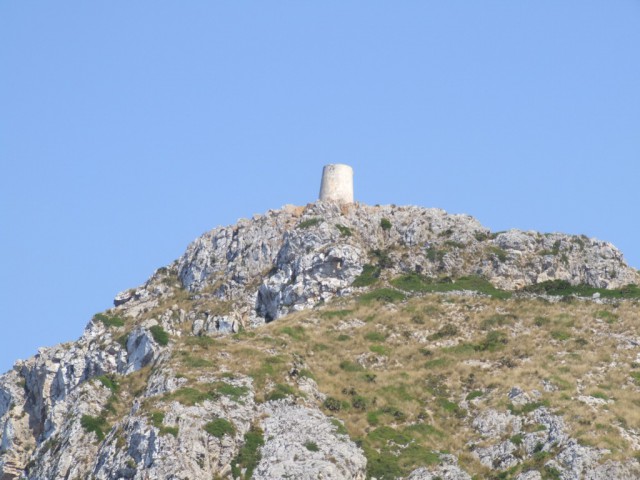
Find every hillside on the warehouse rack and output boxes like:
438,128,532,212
2,201,640,480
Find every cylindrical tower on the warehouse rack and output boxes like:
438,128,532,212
318,164,354,204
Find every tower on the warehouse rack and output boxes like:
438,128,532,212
318,164,354,204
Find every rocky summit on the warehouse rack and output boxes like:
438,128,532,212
2,201,640,480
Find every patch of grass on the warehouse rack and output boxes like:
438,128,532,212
279,325,306,341
149,411,178,437
304,440,320,452
510,433,524,446
339,360,364,372
487,246,508,262
265,383,296,401
596,310,619,324
380,218,392,230
534,316,550,327
426,247,447,263
214,382,249,401
391,274,511,299
359,288,406,304
370,345,388,355
466,390,483,401
352,264,381,287
508,400,549,415
364,331,387,342
150,325,169,346
364,426,440,479
180,354,214,368
331,418,348,435
425,358,450,369
231,427,264,480
96,375,119,393
80,414,107,442
320,309,353,319
337,334,351,341
437,398,465,418
297,217,322,229
94,313,125,328
205,418,235,439
591,391,609,401
163,387,215,406
480,314,516,330
550,330,571,341
336,224,352,237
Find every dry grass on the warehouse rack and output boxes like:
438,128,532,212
153,288,640,476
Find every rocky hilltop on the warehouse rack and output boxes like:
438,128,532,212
1,202,640,480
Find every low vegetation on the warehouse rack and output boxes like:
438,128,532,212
164,279,640,478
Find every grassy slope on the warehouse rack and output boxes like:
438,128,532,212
156,286,640,479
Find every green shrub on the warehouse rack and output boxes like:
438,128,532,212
475,331,508,352
428,324,458,340
81,414,107,441
150,325,169,346
425,247,447,263
352,264,381,287
336,224,352,236
380,218,392,230
487,246,508,262
352,395,369,410
231,428,265,479
522,280,640,299
150,411,165,428
94,313,125,328
323,397,342,411
297,218,322,229
372,249,394,269
97,375,119,393
205,418,235,438
304,440,320,452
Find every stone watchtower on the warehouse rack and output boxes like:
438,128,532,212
318,164,354,204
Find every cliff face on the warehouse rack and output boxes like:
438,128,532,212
1,202,639,480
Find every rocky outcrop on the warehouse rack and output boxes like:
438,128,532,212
255,402,367,479
175,202,637,325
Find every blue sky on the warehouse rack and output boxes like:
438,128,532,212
1,1,639,372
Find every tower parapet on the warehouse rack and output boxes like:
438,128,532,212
318,164,354,204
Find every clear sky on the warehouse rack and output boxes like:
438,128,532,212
1,1,639,373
